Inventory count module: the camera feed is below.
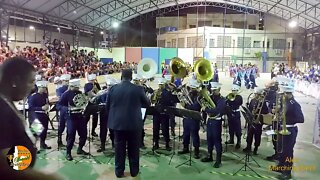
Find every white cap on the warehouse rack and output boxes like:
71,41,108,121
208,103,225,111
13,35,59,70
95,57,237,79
60,74,71,81
35,75,42,81
210,82,222,90
157,78,167,85
88,74,97,81
281,85,294,93
187,79,200,88
69,79,81,88
254,87,265,94
36,81,48,88
231,84,240,91
53,76,61,83
164,75,172,82
132,74,142,80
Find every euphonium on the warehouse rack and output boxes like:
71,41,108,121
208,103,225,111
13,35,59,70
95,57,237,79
169,57,187,78
72,93,88,110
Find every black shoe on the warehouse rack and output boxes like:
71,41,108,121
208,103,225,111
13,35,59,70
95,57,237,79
91,132,98,137
116,174,124,178
194,152,200,159
40,144,52,150
213,161,222,168
235,143,241,149
153,144,159,150
253,147,258,155
178,148,189,155
243,147,251,153
276,174,292,180
165,145,172,151
97,147,105,153
66,153,73,161
201,156,213,162
225,140,234,144
266,154,277,161
77,149,89,155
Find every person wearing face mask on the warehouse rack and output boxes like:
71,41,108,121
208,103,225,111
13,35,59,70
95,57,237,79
201,82,226,168
28,80,51,151
178,79,202,159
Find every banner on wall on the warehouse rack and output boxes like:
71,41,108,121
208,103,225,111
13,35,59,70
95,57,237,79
313,99,320,149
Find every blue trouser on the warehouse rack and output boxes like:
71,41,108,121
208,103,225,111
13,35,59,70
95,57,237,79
153,114,170,143
228,112,242,141
278,127,298,176
66,113,87,154
207,119,222,161
31,112,49,142
114,130,141,177
246,123,263,148
249,74,256,89
58,107,69,136
183,118,200,147
99,109,114,147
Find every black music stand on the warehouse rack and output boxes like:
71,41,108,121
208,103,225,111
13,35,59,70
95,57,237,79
142,106,160,162
165,107,202,172
233,109,261,177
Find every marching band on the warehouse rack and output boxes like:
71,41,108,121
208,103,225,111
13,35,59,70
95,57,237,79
22,57,305,180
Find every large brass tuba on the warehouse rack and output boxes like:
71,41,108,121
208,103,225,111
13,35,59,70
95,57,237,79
194,58,216,109
169,57,187,79
137,58,158,79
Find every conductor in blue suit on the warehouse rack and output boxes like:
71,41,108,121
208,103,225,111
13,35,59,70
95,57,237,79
106,69,150,178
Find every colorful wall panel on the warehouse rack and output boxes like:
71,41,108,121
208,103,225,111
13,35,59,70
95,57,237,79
141,47,160,72
97,48,113,59
178,48,194,65
112,47,125,63
159,48,177,73
125,47,142,63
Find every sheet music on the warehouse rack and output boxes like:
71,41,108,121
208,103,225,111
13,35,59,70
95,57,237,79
141,108,146,120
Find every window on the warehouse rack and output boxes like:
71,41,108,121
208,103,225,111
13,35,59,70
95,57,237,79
233,21,246,29
209,39,215,48
166,41,171,48
217,36,232,47
198,21,212,27
237,37,251,48
253,41,261,48
213,25,221,27
158,40,165,47
187,36,204,48
273,39,286,49
248,25,256,30
225,25,231,28
178,38,185,47
189,25,196,28
172,39,177,47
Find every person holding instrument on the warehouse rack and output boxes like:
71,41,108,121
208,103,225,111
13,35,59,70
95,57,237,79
243,87,269,155
178,79,202,159
0,57,60,179
225,84,243,149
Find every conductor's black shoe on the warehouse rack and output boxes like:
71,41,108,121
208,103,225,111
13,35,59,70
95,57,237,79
97,147,105,153
235,143,241,149
116,173,124,178
66,154,73,161
91,132,98,137
40,144,52,150
77,149,89,155
225,140,234,144
253,147,258,155
213,161,222,168
266,154,277,161
276,174,292,180
201,156,213,162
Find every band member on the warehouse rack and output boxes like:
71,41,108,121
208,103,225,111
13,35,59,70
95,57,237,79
56,74,71,147
178,79,201,159
107,69,150,178
84,74,100,137
97,77,116,152
59,79,89,161
201,82,226,168
243,88,269,155
225,84,243,149
274,86,304,180
164,75,177,137
152,77,176,151
28,81,51,150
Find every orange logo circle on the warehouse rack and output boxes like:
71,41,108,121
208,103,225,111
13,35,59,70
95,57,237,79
6,146,32,170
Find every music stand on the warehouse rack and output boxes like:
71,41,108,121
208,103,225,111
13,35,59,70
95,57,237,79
233,109,261,177
141,106,160,162
165,107,202,172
